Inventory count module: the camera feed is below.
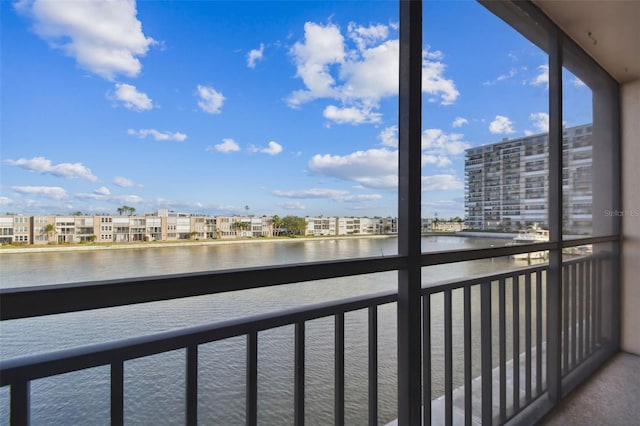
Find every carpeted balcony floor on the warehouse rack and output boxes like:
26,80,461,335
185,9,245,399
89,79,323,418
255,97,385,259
538,351,640,426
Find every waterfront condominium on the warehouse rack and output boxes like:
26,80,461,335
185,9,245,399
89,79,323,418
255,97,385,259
0,212,400,245
465,123,593,234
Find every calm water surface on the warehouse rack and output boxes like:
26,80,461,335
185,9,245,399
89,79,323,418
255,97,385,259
0,236,535,425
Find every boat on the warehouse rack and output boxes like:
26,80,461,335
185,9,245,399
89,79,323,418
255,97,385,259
510,225,549,260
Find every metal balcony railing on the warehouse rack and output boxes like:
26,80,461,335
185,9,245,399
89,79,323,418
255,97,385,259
0,245,614,425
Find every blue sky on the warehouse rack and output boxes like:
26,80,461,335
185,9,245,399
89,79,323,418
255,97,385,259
1,0,591,218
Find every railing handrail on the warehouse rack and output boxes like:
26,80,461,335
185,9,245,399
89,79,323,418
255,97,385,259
0,255,406,320
0,288,398,386
0,260,567,386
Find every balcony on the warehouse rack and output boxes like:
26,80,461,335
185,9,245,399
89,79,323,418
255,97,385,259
2,0,638,424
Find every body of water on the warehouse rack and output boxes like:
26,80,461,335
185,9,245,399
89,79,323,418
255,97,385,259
0,235,538,425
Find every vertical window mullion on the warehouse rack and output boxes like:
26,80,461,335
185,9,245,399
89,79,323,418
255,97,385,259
397,0,423,424
546,25,564,404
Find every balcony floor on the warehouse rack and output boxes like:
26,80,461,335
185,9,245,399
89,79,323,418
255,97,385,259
538,351,640,426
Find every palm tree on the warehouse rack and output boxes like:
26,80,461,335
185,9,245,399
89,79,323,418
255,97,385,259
42,223,56,244
117,206,136,216
232,221,249,238
271,215,283,237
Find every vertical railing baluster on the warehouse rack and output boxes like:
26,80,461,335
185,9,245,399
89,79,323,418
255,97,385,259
525,272,532,403
295,322,305,426
585,259,592,354
481,281,492,425
246,334,258,426
368,305,378,426
444,290,453,426
335,313,345,426
499,278,506,423
593,258,602,347
562,265,569,374
570,263,577,369
423,294,432,426
513,274,520,413
111,360,124,426
578,261,585,363
187,344,199,426
10,381,30,426
536,270,543,395
536,271,544,395
464,286,472,426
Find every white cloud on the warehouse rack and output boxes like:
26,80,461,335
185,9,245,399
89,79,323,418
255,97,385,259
115,194,144,204
529,112,549,133
0,197,14,205
196,85,225,114
4,156,97,181
247,43,264,68
377,126,470,160
530,64,549,88
15,0,155,80
421,49,459,105
208,138,240,153
379,125,398,147
280,201,306,210
250,141,283,155
483,68,517,86
489,115,516,134
323,105,382,125
308,148,397,189
76,186,112,201
288,22,345,107
347,22,389,51
12,185,68,199
339,39,399,102
94,186,111,196
422,155,452,168
273,188,349,199
113,176,136,187
343,194,383,202
261,141,283,155
287,22,458,122
452,117,468,128
112,83,153,111
272,188,382,203
422,175,464,191
421,129,472,155
127,128,187,142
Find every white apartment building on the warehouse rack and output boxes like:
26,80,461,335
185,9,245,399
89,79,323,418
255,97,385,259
0,212,406,245
465,124,593,234
305,217,337,236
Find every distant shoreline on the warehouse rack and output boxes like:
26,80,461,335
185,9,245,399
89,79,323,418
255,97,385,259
0,234,397,254
0,232,523,254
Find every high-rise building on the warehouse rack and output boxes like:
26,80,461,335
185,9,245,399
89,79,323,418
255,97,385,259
465,123,593,234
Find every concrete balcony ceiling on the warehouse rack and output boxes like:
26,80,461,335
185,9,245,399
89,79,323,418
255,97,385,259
533,0,640,83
